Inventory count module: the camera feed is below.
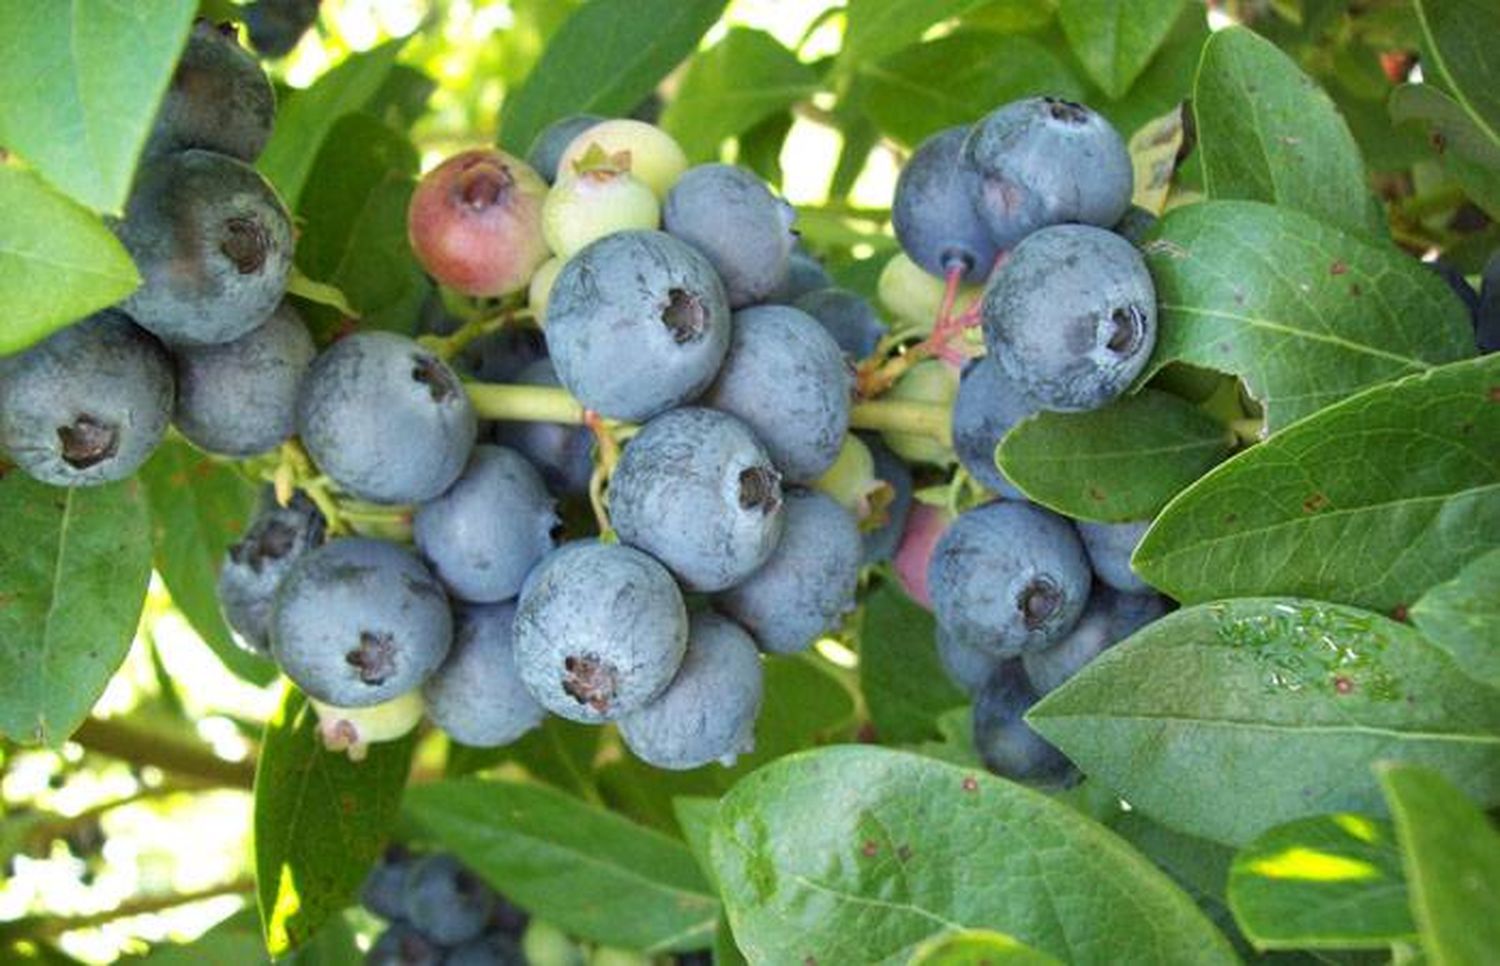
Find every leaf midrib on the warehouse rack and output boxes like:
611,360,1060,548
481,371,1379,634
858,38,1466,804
1032,709,1500,744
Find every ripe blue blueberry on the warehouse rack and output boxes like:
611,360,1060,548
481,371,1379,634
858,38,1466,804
545,230,730,421
115,150,293,346
936,625,1002,696
950,355,1039,499
610,408,784,592
704,305,852,482
663,164,797,307
414,445,557,603
1022,586,1167,695
794,287,887,361
964,96,1133,237
972,659,1073,783
1114,205,1159,246
861,435,913,565
1075,519,1152,593
367,923,444,966
526,114,605,183
447,932,527,966
245,0,320,57
424,601,546,748
1478,250,1499,353
981,224,1157,412
402,853,496,945
296,332,477,505
492,358,595,496
0,312,173,487
173,301,315,458
768,250,834,304
513,542,688,723
893,126,1001,282
618,612,765,770
144,19,275,163
271,538,452,707
715,490,861,654
360,844,414,921
928,501,1091,656
217,491,325,656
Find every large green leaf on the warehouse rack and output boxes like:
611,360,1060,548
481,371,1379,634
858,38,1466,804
138,442,269,686
1142,200,1474,430
840,0,993,69
709,746,1237,964
1410,547,1500,690
1390,82,1500,221
1092,3,1208,141
405,778,719,953
1192,27,1383,239
295,113,425,335
859,585,965,744
0,473,151,745
497,0,727,155
1058,0,1186,99
1135,355,1500,614
1414,0,1500,145
660,28,819,162
254,686,416,958
1030,598,1500,846
1227,814,1415,949
0,1,195,213
0,167,140,356
258,41,407,208
997,390,1234,523
1378,763,1500,966
860,31,1083,149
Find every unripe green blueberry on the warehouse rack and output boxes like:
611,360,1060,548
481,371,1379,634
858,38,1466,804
528,257,564,323
542,167,660,258
880,360,958,465
555,120,688,199
878,253,981,335
812,435,880,516
309,690,424,761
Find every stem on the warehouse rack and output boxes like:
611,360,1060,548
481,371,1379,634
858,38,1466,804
71,718,256,789
1,878,254,942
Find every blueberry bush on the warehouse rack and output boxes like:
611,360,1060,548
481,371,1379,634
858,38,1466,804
0,1,1497,963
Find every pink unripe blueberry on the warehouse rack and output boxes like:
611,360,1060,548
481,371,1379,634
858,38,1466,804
893,503,953,610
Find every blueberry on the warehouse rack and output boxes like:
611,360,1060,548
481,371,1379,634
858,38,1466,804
311,691,424,760
1113,204,1159,245
424,601,546,747
981,224,1157,412
618,612,764,769
172,301,315,458
542,166,661,258
114,150,293,346
144,19,275,163
610,408,784,591
245,0,321,58
767,250,833,304
893,126,1001,283
704,305,852,482
271,538,452,707
446,932,527,966
1022,586,1167,695
545,230,731,421
456,326,547,384
366,922,444,966
936,625,1002,696
360,843,414,921
715,490,861,654
928,501,1091,656
812,434,877,514
526,114,605,184
879,360,958,466
1478,250,1500,353
892,503,952,610
492,359,595,496
528,257,565,320
555,119,688,199
402,853,495,945
0,312,173,487
951,355,1039,498
218,492,326,656
513,542,688,723
972,659,1072,783
877,252,982,334
1075,519,1152,593
860,435,913,565
964,96,1133,238
296,332,477,505
794,287,887,361
414,445,557,603
663,164,797,307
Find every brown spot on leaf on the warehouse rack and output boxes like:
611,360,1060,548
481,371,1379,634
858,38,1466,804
1333,676,1354,695
1087,486,1107,502
1391,603,1409,623
1329,261,1348,276
861,840,878,858
962,776,979,793
1302,493,1329,513
898,845,913,861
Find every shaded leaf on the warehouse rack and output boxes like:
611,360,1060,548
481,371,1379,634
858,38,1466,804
1414,0,1500,143
841,0,993,68
1058,0,1187,99
1390,82,1500,221
859,585,965,744
1410,547,1500,691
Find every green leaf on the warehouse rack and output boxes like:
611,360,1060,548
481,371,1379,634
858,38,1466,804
1378,763,1500,966
0,473,151,745
258,40,407,208
1109,812,1235,905
1390,82,1500,221
710,746,1236,964
1410,547,1500,690
295,113,425,335
498,0,727,155
0,167,141,355
1192,27,1383,239
1030,598,1500,846
1414,0,1500,145
0,1,195,213
840,0,994,69
1093,3,1208,141
660,28,819,162
859,585,965,743
254,686,416,958
1135,355,1500,614
996,390,1233,523
910,929,1062,965
1228,813,1414,950
1058,0,1186,99
672,796,719,884
1142,200,1474,430
286,270,360,320
860,31,1083,149
405,778,719,953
